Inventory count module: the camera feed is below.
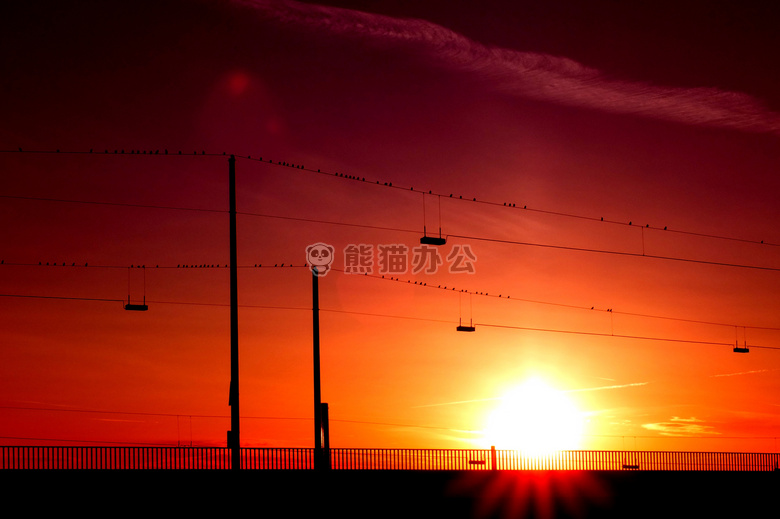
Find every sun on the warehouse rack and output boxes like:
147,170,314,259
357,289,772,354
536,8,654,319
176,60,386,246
481,377,584,457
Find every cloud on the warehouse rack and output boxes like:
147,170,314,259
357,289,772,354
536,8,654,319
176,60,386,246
411,397,499,409
564,382,648,393
642,416,719,437
413,381,647,408
236,0,780,136
711,369,772,378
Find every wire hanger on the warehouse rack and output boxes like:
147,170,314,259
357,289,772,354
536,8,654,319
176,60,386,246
124,265,149,311
456,290,475,332
421,192,446,246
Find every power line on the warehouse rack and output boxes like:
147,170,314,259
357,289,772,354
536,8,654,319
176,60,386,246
4,191,780,272
3,406,778,444
238,210,416,235
5,260,780,334
0,435,176,447
4,257,780,332
0,404,458,433
0,148,226,157
0,194,225,214
449,233,780,273
0,261,309,269
3,161,779,336
2,291,776,351
0,293,124,304
0,405,287,420
236,152,780,248
4,147,779,249
4,264,779,332
474,322,780,350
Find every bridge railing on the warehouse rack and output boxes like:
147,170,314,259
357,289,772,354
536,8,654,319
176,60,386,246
2,446,778,471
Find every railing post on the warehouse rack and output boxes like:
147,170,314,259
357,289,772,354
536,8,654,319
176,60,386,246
491,446,497,471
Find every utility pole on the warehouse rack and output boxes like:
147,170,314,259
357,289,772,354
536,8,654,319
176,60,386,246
312,267,323,470
228,154,240,470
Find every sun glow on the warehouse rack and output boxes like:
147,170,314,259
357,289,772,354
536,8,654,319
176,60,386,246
481,377,584,456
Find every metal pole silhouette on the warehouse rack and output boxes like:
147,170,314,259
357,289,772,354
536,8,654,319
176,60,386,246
228,154,240,470
321,402,330,470
312,267,323,470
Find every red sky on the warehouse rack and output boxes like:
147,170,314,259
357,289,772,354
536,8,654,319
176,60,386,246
2,0,780,453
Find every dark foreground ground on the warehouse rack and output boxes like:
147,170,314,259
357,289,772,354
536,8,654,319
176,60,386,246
6,469,777,517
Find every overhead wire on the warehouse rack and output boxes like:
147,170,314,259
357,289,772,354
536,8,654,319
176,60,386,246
447,233,780,273
3,405,779,445
2,155,779,354
2,291,777,351
4,260,779,333
3,150,779,448
3,193,779,273
3,147,779,248
0,194,225,214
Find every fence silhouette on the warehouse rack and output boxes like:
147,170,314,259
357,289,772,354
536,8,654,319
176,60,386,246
2,446,779,471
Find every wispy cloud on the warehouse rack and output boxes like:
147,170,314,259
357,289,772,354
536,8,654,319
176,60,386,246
564,382,648,393
642,416,720,437
412,381,647,408
711,369,772,378
238,0,780,136
411,397,499,409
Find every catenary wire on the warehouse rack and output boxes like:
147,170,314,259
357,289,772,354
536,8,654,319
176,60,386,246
3,147,778,248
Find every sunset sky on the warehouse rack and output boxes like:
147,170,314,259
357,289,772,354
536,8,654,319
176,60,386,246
2,0,780,453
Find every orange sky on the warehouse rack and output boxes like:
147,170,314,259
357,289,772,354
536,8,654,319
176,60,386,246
2,0,780,453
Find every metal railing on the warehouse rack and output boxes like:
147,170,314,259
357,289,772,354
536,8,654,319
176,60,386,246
2,446,778,471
